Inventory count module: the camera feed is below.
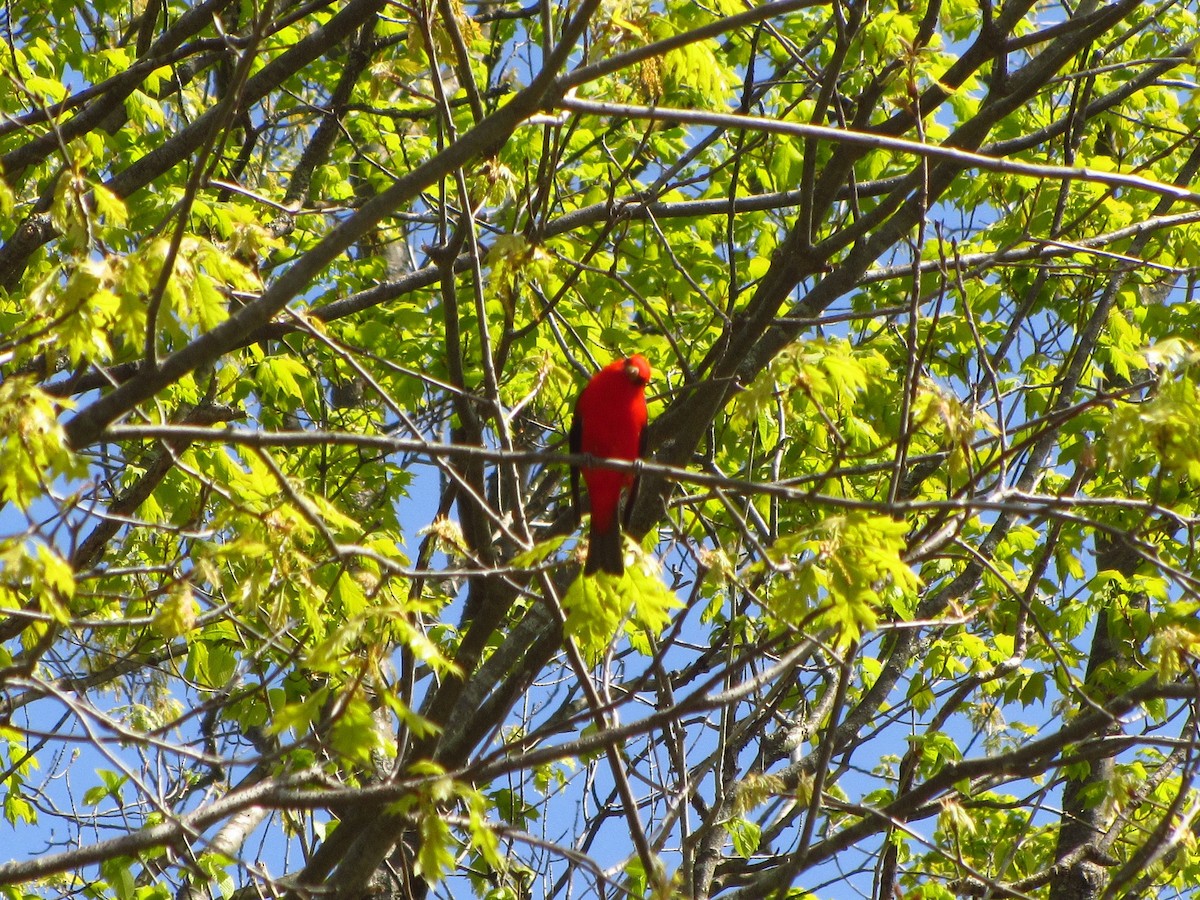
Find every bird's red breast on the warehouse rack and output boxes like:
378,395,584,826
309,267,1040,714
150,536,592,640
576,355,652,496
572,354,651,531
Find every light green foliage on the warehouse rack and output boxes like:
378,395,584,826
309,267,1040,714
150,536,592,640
393,762,503,886
3,0,1200,898
1108,370,1200,481
771,511,920,645
0,380,83,512
723,816,761,859
149,582,196,640
0,727,38,827
563,535,681,662
0,538,75,628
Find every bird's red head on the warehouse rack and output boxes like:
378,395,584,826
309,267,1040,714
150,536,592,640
621,354,652,387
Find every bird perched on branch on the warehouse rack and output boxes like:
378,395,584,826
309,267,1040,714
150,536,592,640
569,354,652,575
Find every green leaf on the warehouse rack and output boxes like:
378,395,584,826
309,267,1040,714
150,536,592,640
329,693,395,767
510,534,569,569
100,857,137,900
0,177,13,219
24,74,67,102
562,568,625,662
152,583,197,640
724,817,762,859
0,379,84,511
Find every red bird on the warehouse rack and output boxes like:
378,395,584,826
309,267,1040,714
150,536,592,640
570,354,652,575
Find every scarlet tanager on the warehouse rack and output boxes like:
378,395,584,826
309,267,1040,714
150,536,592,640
569,354,652,575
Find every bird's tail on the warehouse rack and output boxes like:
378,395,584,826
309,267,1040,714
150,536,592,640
585,518,624,576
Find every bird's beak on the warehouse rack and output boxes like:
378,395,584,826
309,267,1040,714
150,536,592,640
624,360,647,385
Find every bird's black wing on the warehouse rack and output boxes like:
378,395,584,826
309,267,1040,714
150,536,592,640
622,424,648,530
